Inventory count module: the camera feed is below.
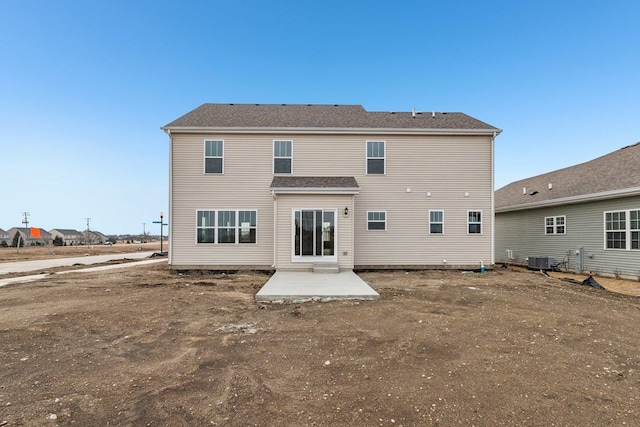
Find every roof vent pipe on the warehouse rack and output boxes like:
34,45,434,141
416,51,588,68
523,187,526,195
548,183,553,190
412,107,416,118
432,111,435,118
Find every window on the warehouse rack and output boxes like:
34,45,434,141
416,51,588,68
273,140,292,174
468,211,482,234
196,211,215,243
545,215,566,235
196,210,257,244
204,140,223,174
239,210,257,243
366,141,385,175
632,210,640,250
429,210,444,234
367,211,386,231
605,210,640,250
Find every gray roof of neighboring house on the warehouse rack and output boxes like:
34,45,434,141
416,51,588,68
496,142,640,211
163,103,499,131
50,228,83,236
270,176,359,189
9,227,53,238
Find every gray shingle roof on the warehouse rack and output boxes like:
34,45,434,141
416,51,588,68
496,142,640,210
50,228,82,235
270,176,359,189
163,103,499,131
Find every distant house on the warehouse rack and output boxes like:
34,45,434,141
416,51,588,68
162,103,501,271
495,142,640,279
7,227,53,246
50,229,84,245
84,230,107,245
0,228,10,246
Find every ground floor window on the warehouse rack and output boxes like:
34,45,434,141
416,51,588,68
294,210,335,257
606,209,640,250
468,211,482,234
367,211,386,231
429,210,444,234
196,210,257,244
545,215,566,234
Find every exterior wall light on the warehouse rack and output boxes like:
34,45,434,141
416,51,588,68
344,207,349,216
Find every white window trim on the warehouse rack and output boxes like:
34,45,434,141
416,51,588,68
367,210,387,231
544,215,566,235
291,209,338,262
366,140,386,175
467,210,483,235
429,210,444,235
195,209,258,245
273,140,293,175
204,140,224,175
603,209,640,251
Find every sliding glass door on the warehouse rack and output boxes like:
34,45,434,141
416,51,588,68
294,210,335,258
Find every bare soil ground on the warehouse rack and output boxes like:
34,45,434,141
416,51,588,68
0,242,162,263
1,265,639,426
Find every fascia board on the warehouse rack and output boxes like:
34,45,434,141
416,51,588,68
496,187,640,213
162,126,501,136
271,188,360,195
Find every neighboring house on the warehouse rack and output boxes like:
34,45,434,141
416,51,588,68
0,228,10,246
49,228,84,245
162,103,501,271
7,227,53,246
84,230,107,245
495,142,640,279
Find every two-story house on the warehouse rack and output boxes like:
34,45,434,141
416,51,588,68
162,103,500,271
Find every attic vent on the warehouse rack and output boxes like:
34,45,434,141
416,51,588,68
529,191,538,196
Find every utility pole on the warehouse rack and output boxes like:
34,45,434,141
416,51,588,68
143,223,146,242
85,217,91,245
22,212,30,230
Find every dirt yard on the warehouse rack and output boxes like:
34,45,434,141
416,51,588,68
1,265,639,426
0,242,162,263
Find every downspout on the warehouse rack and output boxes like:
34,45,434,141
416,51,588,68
490,131,496,266
272,190,277,269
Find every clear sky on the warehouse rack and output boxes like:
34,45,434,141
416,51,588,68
1,0,638,235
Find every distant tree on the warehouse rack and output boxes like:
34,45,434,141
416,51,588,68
107,236,117,244
0,240,8,248
53,236,64,246
12,231,23,248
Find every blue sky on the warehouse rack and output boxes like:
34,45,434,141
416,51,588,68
1,0,638,235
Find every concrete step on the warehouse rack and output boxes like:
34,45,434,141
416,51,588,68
313,262,339,274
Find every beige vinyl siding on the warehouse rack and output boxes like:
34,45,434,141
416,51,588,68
170,133,275,267
275,194,354,271
495,195,640,278
170,132,493,269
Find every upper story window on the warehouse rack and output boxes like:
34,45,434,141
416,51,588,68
605,210,640,250
367,211,387,231
429,210,444,234
468,211,482,234
366,141,385,175
545,215,566,235
204,140,224,174
273,140,292,174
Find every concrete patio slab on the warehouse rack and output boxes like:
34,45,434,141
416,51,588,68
256,271,379,302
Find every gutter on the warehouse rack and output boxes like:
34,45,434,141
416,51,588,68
270,187,360,195
496,186,640,213
160,126,502,137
